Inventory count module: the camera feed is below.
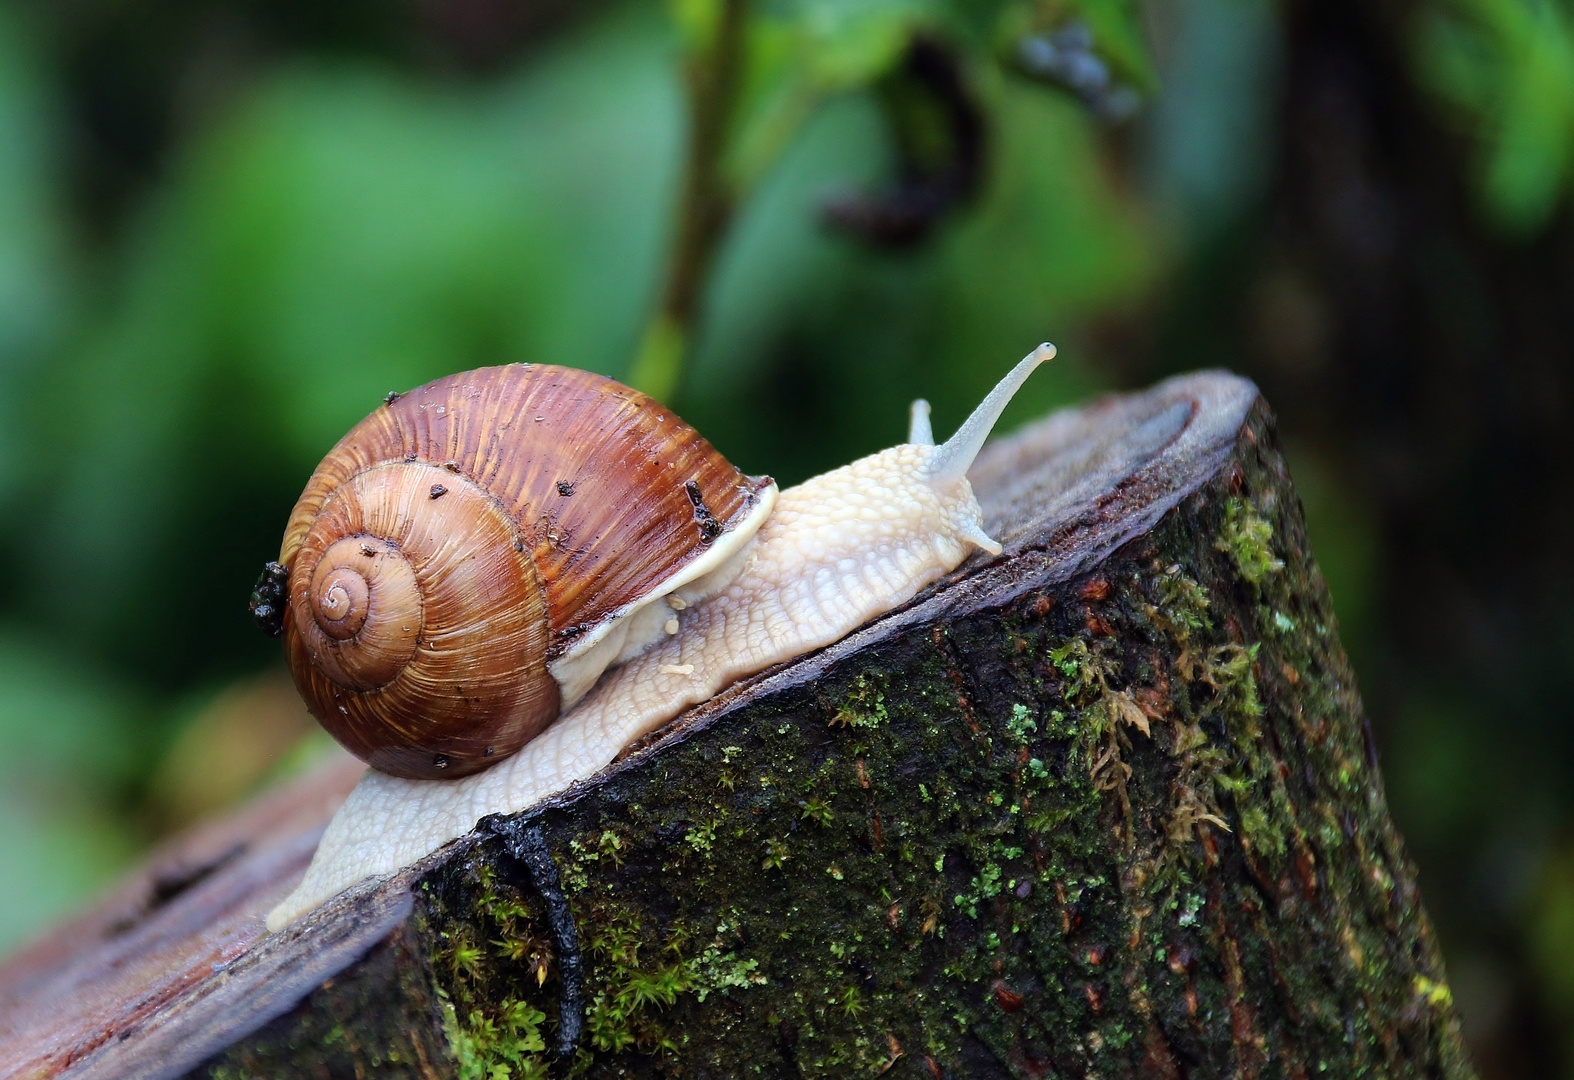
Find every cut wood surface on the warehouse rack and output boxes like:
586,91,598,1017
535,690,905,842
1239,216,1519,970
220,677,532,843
0,372,1476,1079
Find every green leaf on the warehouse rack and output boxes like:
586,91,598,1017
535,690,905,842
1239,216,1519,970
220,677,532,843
1415,0,1574,234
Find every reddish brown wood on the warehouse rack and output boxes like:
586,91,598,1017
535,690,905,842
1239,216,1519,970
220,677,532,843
0,756,365,1079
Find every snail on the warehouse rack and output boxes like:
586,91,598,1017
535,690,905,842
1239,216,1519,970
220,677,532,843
263,343,1053,930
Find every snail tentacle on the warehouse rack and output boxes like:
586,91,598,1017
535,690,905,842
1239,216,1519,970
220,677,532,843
927,342,1055,484
908,399,934,445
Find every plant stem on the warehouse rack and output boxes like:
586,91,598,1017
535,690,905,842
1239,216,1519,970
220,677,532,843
627,0,749,402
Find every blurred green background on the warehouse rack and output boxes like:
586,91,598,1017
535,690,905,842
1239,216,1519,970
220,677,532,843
0,0,1569,1073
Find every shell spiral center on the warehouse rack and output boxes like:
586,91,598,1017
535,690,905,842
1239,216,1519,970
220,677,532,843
314,567,368,637
304,534,422,689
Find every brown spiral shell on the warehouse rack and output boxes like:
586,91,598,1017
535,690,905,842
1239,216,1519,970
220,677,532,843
278,364,772,779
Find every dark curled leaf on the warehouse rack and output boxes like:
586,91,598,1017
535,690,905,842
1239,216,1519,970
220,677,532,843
821,37,986,248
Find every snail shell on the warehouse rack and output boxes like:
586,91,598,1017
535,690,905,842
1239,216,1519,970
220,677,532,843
277,365,774,779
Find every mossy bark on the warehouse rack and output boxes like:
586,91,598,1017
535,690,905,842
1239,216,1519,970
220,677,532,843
3,374,1475,1080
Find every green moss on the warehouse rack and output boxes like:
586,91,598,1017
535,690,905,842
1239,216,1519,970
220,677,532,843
1148,562,1213,648
1006,702,1037,741
952,860,1005,918
578,909,693,1058
1046,635,1154,836
442,993,549,1080
828,672,887,729
690,941,766,1001
760,835,790,870
683,819,716,854
1216,496,1285,584
799,796,833,826
428,866,556,1080
1202,642,1300,867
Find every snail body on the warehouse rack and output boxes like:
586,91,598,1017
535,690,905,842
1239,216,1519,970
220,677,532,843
266,344,1053,931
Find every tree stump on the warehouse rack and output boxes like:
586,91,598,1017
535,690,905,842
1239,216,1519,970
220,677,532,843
0,372,1476,1079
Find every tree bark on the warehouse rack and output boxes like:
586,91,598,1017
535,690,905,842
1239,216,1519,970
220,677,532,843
0,372,1475,1080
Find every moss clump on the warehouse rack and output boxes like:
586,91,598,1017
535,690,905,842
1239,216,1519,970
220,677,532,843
1151,561,1212,630
442,997,549,1080
1048,636,1151,830
828,671,888,729
578,907,694,1057
571,906,778,1065
1217,495,1285,584
760,835,790,869
426,866,556,1080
